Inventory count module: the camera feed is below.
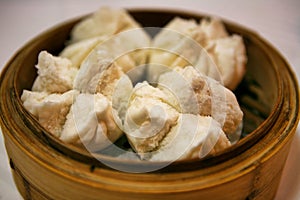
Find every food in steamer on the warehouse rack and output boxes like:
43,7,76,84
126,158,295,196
21,7,247,161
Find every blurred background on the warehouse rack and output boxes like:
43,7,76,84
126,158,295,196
0,0,299,199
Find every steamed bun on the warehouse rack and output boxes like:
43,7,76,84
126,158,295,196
148,17,246,90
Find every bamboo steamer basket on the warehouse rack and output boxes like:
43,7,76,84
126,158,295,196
0,9,299,200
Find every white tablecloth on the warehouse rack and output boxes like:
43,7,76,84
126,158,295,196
0,0,299,199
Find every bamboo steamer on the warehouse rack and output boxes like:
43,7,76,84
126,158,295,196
0,9,299,200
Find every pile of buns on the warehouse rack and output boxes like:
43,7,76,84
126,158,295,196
21,7,246,161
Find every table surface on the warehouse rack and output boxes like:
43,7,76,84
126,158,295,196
0,0,299,199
